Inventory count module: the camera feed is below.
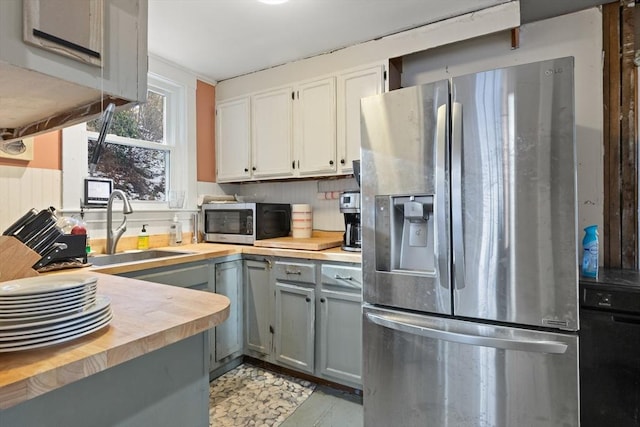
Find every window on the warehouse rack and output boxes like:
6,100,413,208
86,76,181,203
61,59,195,213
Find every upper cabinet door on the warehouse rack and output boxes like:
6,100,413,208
23,0,103,67
295,77,336,176
337,65,384,174
251,87,294,179
216,97,251,182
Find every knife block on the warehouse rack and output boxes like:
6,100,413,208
0,236,40,283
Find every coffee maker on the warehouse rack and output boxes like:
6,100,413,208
340,191,361,251
340,160,362,251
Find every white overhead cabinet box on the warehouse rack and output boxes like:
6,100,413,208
215,63,384,183
0,0,148,143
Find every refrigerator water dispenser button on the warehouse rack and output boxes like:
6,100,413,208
409,222,428,247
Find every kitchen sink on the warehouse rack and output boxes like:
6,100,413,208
88,250,194,266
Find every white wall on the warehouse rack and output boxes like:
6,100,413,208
400,7,603,248
216,2,520,99
0,167,61,231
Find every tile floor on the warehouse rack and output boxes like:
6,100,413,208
209,363,363,427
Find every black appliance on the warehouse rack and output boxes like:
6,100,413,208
339,191,361,252
580,270,640,427
201,202,291,245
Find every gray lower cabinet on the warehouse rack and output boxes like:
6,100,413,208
119,255,362,388
274,282,315,374
213,259,243,364
120,261,212,292
318,264,363,387
244,258,273,359
119,258,245,374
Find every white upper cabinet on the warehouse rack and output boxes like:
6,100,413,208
336,64,385,174
216,97,251,182
0,0,148,142
294,77,337,176
215,65,384,182
251,87,294,179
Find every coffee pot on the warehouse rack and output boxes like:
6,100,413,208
340,191,361,252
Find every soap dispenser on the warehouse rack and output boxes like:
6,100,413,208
137,224,149,250
170,215,182,246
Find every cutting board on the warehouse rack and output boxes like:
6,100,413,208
254,231,343,251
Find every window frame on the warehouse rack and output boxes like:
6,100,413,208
62,71,190,212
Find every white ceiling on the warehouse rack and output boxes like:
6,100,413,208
147,0,510,83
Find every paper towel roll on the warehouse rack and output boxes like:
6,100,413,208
291,204,313,238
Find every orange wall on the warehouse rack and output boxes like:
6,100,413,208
196,80,216,182
0,131,62,170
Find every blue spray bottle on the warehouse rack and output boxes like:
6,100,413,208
581,225,599,278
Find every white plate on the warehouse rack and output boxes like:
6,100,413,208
0,288,98,314
0,298,93,320
0,313,113,352
0,284,97,305
0,306,110,340
0,295,110,331
0,274,97,297
0,310,113,347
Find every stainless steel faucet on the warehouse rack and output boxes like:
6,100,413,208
106,189,133,254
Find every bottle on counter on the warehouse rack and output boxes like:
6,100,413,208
169,215,182,246
137,224,149,250
581,225,599,278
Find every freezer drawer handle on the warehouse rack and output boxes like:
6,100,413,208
366,313,568,354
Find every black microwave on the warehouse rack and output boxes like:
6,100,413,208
202,202,291,244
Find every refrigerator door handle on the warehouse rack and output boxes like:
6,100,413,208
366,312,569,355
435,103,449,290
450,101,465,290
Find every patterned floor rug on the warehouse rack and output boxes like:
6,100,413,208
209,363,316,427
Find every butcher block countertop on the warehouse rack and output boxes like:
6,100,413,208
0,273,230,410
90,238,360,276
253,231,343,251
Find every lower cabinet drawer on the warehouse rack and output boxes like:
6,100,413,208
321,264,362,291
274,261,316,284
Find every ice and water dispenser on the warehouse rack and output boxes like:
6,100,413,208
375,194,435,275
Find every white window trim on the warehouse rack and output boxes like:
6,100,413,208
62,71,193,214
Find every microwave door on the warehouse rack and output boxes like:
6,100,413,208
257,206,291,239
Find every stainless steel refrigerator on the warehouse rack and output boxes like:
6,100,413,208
361,57,578,426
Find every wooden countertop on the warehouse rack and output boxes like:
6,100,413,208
90,241,361,275
0,273,230,410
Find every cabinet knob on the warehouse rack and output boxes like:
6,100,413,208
329,160,334,165
305,297,311,302
252,166,256,171
340,159,345,165
320,298,326,303
244,168,249,172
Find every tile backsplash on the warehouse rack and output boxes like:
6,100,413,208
220,177,359,232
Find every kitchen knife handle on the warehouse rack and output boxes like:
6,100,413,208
2,208,37,236
451,101,465,290
366,312,569,355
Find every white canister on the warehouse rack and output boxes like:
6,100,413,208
291,204,313,238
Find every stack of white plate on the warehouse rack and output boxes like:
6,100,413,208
0,274,112,352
